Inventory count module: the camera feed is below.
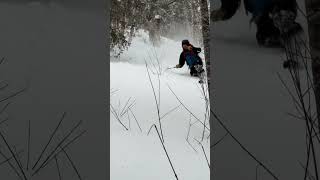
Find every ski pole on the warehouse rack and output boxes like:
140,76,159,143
166,66,176,70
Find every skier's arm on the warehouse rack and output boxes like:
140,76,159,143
176,53,185,68
193,46,201,54
211,0,241,22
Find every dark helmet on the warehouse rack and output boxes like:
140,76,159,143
182,39,190,46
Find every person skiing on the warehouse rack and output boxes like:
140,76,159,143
175,40,204,77
211,0,302,47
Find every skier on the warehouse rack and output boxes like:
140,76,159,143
211,0,302,47
175,40,204,77
148,15,162,46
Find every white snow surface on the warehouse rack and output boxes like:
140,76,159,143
110,31,210,180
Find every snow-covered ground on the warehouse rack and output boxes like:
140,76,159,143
110,31,210,180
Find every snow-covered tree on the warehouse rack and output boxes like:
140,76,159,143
110,0,204,56
110,0,146,56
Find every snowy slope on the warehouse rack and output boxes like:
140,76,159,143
110,31,210,180
211,1,316,179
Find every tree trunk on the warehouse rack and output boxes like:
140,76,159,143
305,0,320,132
200,0,212,143
191,0,199,43
200,0,211,89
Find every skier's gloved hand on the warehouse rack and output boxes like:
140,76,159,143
270,10,297,34
193,47,201,53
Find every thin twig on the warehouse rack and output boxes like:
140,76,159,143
129,108,142,132
32,130,87,176
0,130,28,180
0,88,26,103
60,147,82,180
211,110,279,180
32,112,67,170
33,120,83,174
194,138,210,168
0,150,24,167
0,149,23,180
167,84,210,131
146,63,164,142
0,117,9,126
210,132,229,149
110,104,129,130
160,104,181,120
55,157,62,180
148,124,178,180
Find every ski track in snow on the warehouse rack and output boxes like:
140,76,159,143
110,31,210,180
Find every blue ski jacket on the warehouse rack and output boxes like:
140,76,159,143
243,0,274,17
